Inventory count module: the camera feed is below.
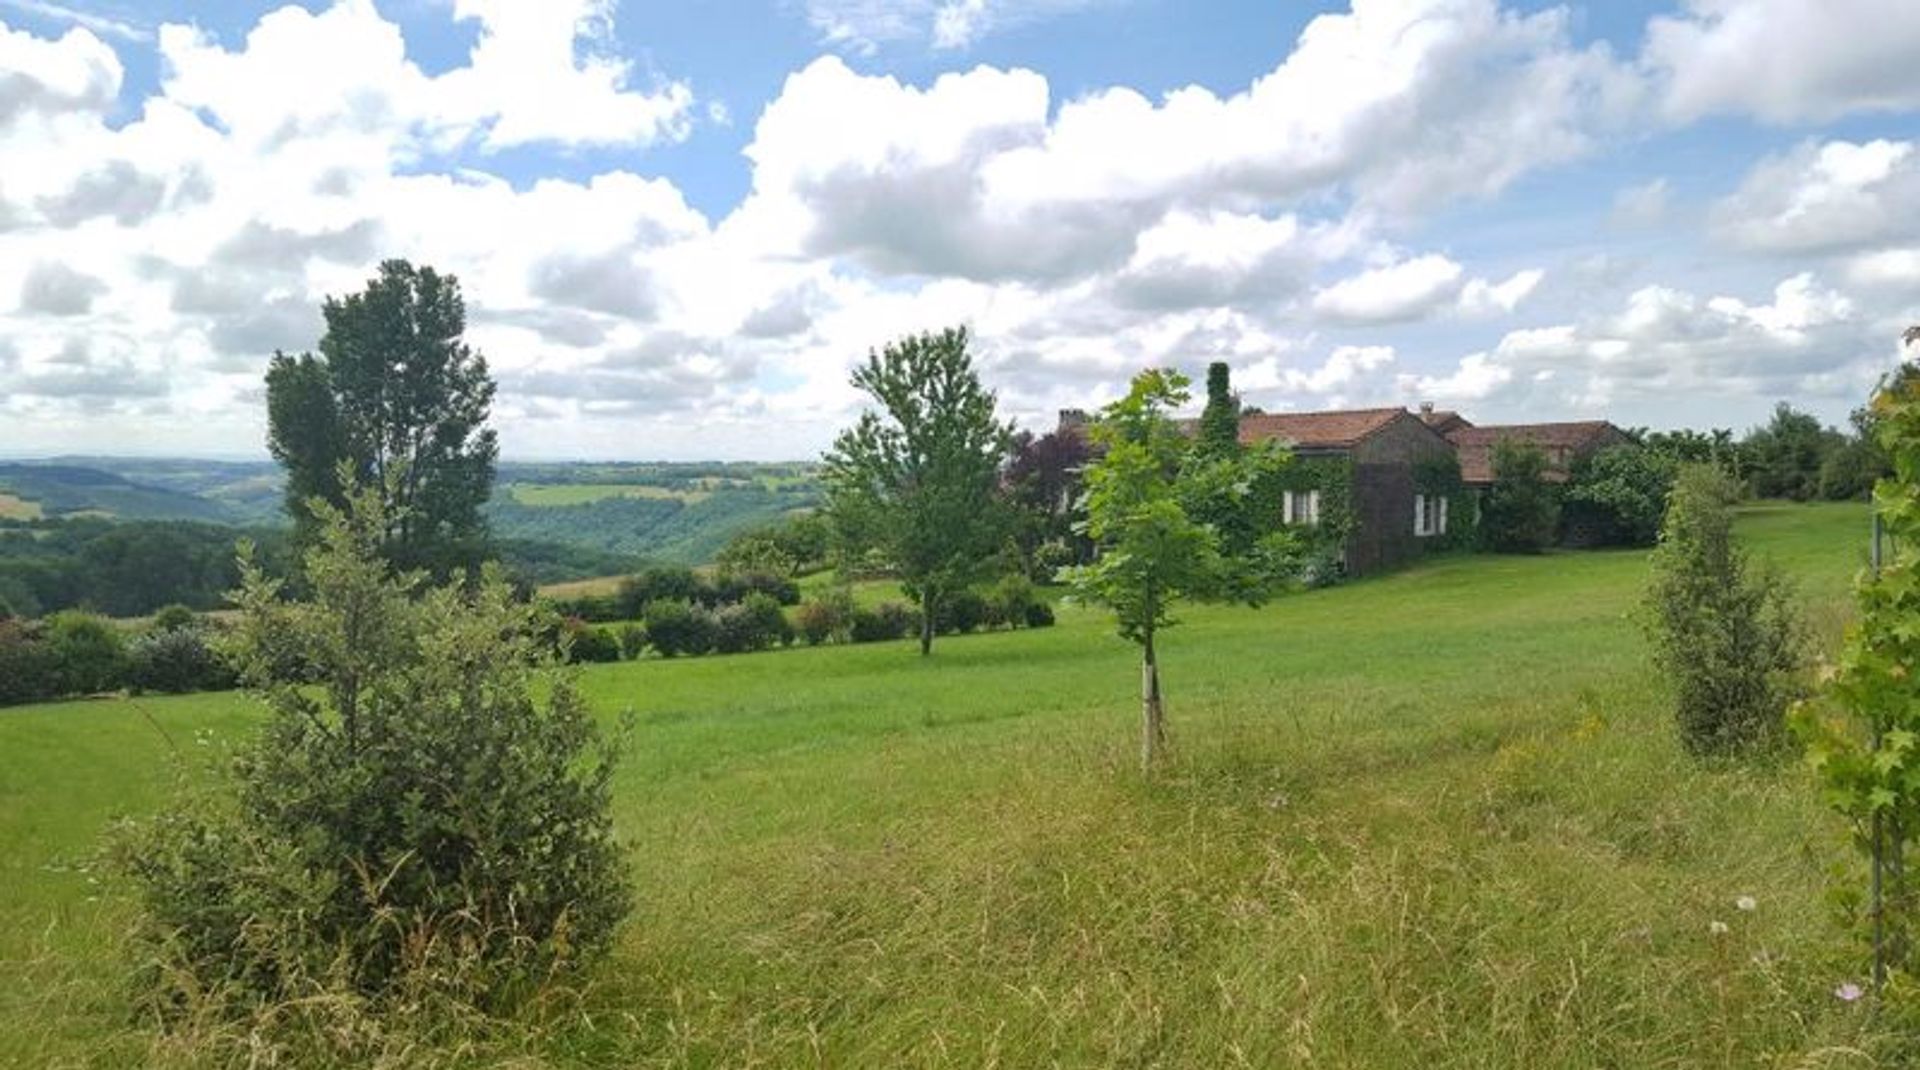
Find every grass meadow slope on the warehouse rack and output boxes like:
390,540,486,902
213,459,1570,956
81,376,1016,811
0,503,1889,1067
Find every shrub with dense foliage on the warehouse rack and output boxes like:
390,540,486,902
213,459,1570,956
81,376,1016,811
562,617,623,663
1563,445,1676,547
0,618,56,706
1647,464,1805,755
125,625,234,695
642,599,717,657
44,610,126,696
1480,440,1561,553
794,592,851,646
112,485,630,1043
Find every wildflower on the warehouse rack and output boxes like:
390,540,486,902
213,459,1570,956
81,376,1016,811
1735,895,1757,912
1835,982,1864,1002
1709,920,1729,936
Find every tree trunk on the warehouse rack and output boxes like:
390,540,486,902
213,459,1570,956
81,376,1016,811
920,589,935,657
1141,629,1165,772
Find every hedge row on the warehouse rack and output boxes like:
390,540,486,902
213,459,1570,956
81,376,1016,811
0,607,234,707
548,567,801,624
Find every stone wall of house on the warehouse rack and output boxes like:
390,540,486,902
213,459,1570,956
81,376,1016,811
1344,415,1458,575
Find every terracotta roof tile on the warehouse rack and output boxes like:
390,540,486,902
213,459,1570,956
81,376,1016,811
1447,421,1625,483
1234,407,1408,449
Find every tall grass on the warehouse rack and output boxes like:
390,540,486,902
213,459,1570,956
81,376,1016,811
0,502,1890,1067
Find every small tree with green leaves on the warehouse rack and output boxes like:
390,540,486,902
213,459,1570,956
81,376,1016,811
1481,439,1561,553
113,479,629,1039
1794,334,1920,991
1070,369,1293,770
822,326,1013,656
1648,463,1804,755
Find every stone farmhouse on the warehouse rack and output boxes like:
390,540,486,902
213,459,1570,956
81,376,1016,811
1057,401,1629,577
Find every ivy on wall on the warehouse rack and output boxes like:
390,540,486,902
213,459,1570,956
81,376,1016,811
1265,455,1355,579
1412,454,1478,551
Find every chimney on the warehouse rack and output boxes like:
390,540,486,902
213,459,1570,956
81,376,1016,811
1419,401,1435,416
1057,408,1090,433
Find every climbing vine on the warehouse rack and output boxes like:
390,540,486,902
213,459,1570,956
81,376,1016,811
1413,454,1478,551
1793,353,1920,993
1267,456,1353,580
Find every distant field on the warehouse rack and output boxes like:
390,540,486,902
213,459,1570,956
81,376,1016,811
507,482,711,507
0,492,41,520
0,503,1891,1066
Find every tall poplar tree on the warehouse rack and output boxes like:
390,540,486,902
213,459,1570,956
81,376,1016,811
266,260,498,577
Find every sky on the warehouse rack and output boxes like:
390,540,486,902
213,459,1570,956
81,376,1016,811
0,0,1917,461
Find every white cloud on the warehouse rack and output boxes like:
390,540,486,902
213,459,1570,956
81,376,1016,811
0,0,145,43
1311,256,1540,324
1711,139,1920,253
740,0,1636,285
1411,273,1893,415
1645,0,1920,124
801,0,1102,53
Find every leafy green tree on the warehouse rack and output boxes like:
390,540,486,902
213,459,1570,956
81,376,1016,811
1743,402,1841,501
1070,369,1294,770
1480,439,1562,553
823,327,1013,656
1196,360,1241,458
1648,464,1804,755
113,481,629,1038
266,260,498,577
1564,444,1677,547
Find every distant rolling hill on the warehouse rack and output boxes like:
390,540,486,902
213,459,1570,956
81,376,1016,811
0,458,821,566
0,463,243,523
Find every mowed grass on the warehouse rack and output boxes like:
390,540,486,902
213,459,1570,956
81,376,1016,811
508,482,709,507
0,503,1891,1067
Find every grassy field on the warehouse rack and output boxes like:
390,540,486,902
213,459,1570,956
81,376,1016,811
507,482,711,507
0,503,1893,1067
0,492,42,520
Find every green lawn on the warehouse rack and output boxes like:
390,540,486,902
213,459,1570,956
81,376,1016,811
507,482,710,507
0,503,1892,1067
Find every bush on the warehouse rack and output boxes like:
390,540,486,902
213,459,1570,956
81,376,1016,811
111,487,630,1038
989,575,1036,630
793,592,851,646
1646,464,1805,755
1023,600,1056,628
126,626,234,694
643,599,716,657
712,570,802,607
1563,445,1675,548
45,609,126,695
548,593,624,623
149,603,200,634
563,618,623,664
617,566,707,617
0,619,55,706
742,591,793,647
936,590,990,635
849,601,915,643
1480,440,1561,553
618,622,647,661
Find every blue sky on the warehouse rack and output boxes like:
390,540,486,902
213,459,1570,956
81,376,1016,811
1,0,1918,459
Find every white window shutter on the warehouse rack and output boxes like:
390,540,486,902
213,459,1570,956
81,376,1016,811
1439,496,1449,535
1283,493,1294,525
1308,490,1320,526
1414,494,1426,535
